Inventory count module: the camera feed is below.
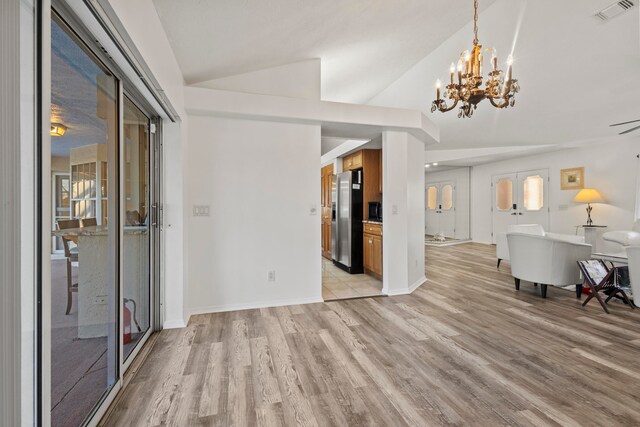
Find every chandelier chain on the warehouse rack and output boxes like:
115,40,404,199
473,0,479,45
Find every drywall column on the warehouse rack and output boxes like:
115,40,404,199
382,131,427,295
161,121,189,327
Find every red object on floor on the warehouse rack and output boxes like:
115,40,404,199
123,304,132,344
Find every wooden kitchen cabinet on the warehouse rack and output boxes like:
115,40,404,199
342,151,363,171
363,222,382,279
321,164,334,259
378,150,383,193
341,149,382,221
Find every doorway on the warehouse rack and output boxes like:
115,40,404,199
320,141,384,301
425,181,456,239
492,169,549,243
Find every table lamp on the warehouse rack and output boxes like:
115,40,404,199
574,188,605,226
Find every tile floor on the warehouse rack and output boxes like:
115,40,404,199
321,257,383,300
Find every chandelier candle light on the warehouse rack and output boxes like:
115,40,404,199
431,0,520,118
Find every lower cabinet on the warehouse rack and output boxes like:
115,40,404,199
363,223,382,279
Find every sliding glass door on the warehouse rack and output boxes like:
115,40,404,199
45,10,160,426
50,13,119,426
122,97,151,361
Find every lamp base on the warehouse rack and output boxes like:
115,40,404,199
586,203,593,227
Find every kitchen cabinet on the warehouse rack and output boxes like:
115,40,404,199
378,150,383,193
341,149,382,221
342,151,363,171
363,222,382,278
321,164,334,259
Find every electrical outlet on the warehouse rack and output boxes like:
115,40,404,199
268,270,276,282
93,295,107,305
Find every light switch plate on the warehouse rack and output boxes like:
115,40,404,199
309,204,317,216
392,205,398,215
193,205,210,216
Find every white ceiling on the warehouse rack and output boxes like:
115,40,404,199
152,0,640,166
152,0,495,104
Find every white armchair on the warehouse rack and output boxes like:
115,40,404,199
625,246,640,304
496,224,585,269
603,221,640,253
507,232,592,298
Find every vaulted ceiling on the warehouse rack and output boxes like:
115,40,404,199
152,0,640,160
369,0,640,154
152,0,496,104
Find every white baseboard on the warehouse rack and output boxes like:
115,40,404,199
408,275,427,293
188,295,324,317
163,319,188,329
384,276,427,296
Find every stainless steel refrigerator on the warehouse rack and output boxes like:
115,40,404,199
331,170,363,274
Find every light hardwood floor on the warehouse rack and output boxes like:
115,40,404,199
102,243,640,426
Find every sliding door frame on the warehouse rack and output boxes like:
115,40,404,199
39,3,165,426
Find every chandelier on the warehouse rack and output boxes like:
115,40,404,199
431,0,519,118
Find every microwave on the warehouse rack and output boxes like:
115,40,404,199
368,201,382,222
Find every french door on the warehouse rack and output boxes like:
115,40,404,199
425,181,456,238
44,9,161,427
492,169,549,243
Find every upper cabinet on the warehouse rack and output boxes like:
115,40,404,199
342,151,363,171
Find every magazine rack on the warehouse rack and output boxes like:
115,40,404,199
577,259,633,314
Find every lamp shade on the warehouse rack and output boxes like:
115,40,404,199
574,188,605,204
50,123,67,137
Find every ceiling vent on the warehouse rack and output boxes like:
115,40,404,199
594,0,635,21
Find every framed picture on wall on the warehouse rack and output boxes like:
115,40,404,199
560,167,584,190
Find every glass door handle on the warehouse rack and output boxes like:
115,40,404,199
151,203,159,227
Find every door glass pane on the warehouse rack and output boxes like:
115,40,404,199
427,186,438,210
123,96,151,360
496,178,513,211
50,13,118,427
441,184,454,210
523,175,544,211
53,175,71,251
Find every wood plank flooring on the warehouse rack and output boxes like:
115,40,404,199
102,243,640,426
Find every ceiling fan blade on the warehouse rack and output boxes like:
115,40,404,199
619,124,640,135
610,119,640,127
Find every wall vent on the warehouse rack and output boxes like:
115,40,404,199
594,0,635,21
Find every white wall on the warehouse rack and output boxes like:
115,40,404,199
425,167,470,240
471,137,640,244
186,115,322,313
109,0,189,327
383,131,426,295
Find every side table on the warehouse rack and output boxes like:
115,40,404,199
578,225,608,254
